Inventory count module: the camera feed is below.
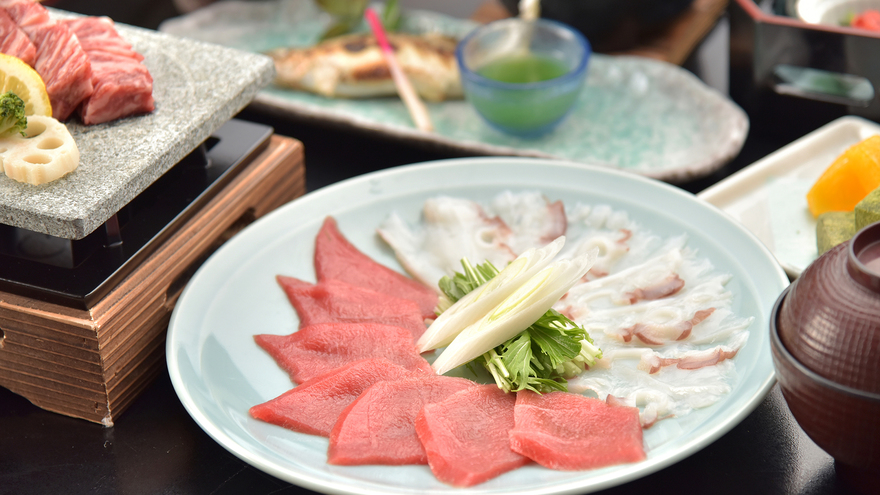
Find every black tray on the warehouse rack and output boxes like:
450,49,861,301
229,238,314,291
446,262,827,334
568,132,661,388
0,119,273,309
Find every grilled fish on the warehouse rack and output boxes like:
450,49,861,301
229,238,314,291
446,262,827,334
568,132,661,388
267,32,463,102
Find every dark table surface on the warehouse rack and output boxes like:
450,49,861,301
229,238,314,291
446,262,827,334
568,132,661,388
0,2,872,495
0,111,864,495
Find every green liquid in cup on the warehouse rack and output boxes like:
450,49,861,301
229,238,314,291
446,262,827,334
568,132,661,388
476,54,570,83
468,54,579,135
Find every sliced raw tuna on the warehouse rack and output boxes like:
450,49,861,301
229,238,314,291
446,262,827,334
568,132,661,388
0,8,35,66
327,376,476,466
416,385,530,487
254,322,432,383
62,17,154,124
249,358,415,437
277,276,426,341
509,390,646,470
314,216,438,320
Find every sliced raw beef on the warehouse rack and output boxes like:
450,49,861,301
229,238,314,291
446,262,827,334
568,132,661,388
509,391,645,470
249,359,415,437
314,216,438,320
327,376,476,466
0,8,35,66
2,0,93,121
277,276,426,341
30,22,93,121
416,385,530,487
62,17,154,124
254,322,432,383
0,0,50,34
62,16,143,60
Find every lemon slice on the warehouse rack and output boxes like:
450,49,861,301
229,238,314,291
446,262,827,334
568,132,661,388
0,53,52,117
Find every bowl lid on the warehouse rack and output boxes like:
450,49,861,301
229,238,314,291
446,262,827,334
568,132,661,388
778,222,880,393
847,221,880,292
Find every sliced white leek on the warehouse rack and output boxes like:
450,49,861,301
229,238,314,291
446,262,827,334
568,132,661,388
432,247,598,375
0,115,79,185
418,236,566,352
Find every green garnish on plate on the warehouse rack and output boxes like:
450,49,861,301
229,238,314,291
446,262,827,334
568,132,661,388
438,257,602,394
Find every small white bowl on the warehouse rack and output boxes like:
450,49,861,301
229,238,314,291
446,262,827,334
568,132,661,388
791,0,880,26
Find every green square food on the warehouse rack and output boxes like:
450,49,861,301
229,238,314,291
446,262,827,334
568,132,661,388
855,187,880,230
817,211,855,255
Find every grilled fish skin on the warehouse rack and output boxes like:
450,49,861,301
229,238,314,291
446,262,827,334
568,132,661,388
267,32,463,102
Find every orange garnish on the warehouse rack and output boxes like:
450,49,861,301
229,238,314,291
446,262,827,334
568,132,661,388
807,135,880,217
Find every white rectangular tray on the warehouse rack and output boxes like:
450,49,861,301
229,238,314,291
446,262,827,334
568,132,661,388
698,115,880,278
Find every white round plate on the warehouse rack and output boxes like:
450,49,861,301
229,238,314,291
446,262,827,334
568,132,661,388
167,157,789,495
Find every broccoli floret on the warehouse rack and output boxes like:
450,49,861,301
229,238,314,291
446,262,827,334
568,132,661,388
0,92,27,137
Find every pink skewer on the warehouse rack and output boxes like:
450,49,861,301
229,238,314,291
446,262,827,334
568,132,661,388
364,8,434,132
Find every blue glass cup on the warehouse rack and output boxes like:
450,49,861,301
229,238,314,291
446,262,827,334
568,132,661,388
456,18,591,137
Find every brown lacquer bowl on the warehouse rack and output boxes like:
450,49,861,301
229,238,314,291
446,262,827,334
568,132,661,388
770,222,880,493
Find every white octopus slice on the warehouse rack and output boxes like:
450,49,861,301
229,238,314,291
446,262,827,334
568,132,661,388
637,332,749,374
561,243,687,310
377,196,515,288
487,190,567,254
569,361,737,428
578,278,745,345
560,204,667,279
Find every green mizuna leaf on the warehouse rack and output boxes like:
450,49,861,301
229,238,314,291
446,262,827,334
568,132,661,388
432,250,597,376
431,244,603,393
422,237,565,352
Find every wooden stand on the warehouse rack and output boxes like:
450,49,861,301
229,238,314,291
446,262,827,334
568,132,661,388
0,135,305,426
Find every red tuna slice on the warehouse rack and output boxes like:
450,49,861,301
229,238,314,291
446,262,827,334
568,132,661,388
416,385,530,487
327,376,476,466
509,391,646,470
314,216,438,320
249,358,416,437
254,322,432,384
277,276,426,341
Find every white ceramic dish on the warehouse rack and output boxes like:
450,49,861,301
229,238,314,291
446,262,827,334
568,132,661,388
698,116,880,279
160,0,748,183
790,0,880,26
167,157,788,495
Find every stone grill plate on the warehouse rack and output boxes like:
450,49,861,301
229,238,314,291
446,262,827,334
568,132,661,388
0,9,276,239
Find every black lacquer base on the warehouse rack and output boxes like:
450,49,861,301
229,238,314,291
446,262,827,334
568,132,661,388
0,119,273,309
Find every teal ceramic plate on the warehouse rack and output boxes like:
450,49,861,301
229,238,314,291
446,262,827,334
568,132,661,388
159,0,748,183
167,157,789,495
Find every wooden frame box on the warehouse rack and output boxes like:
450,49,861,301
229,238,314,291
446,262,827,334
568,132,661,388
0,135,305,426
